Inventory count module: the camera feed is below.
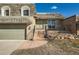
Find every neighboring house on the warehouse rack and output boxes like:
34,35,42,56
34,13,64,30
63,15,79,35
0,3,35,40
34,13,79,35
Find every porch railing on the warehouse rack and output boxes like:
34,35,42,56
0,16,34,24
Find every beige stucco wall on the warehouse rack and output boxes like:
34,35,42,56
26,17,35,40
55,20,63,30
35,18,64,30
35,19,47,29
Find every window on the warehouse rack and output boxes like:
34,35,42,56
1,6,10,16
48,19,55,29
23,10,29,16
21,6,30,16
5,10,9,16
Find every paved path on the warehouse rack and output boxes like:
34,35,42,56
33,30,45,41
18,41,47,49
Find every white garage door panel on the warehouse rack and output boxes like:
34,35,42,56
0,29,24,40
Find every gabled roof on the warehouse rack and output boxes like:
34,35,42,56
65,15,79,21
34,13,64,20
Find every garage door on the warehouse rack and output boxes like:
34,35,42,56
0,24,27,40
0,29,25,40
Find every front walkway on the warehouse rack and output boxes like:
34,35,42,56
33,30,46,41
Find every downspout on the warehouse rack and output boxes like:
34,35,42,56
76,23,77,35
25,24,27,40
76,15,77,35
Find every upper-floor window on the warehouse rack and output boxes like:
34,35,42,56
1,6,10,16
21,6,30,16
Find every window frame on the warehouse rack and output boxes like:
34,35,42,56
48,19,56,29
21,6,30,16
1,6,10,16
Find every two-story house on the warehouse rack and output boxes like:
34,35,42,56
0,3,35,40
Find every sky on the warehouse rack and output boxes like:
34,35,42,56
35,3,79,17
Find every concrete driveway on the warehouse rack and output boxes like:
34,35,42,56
0,40,24,55
0,40,47,55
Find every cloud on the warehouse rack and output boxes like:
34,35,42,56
51,6,58,9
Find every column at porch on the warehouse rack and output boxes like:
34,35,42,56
25,25,27,40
